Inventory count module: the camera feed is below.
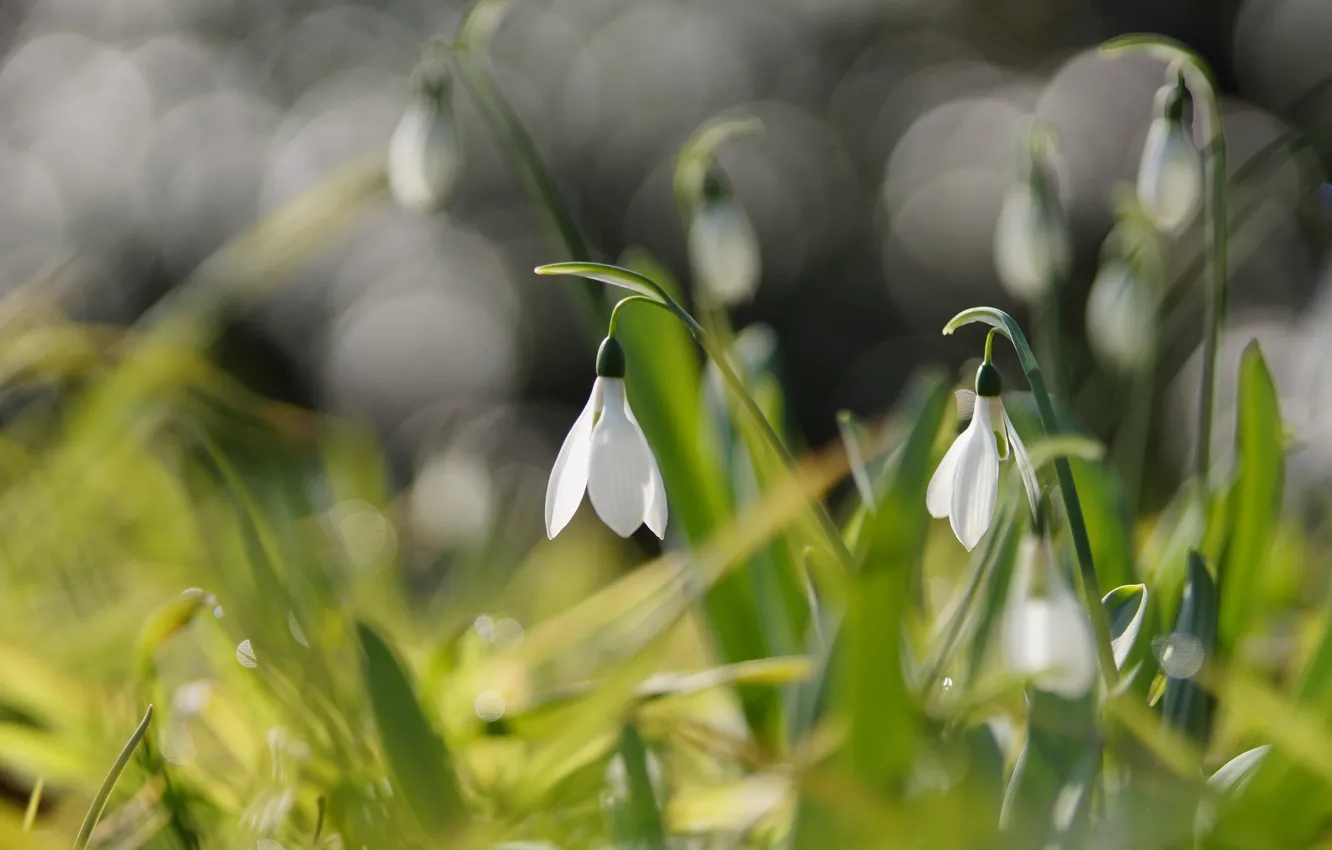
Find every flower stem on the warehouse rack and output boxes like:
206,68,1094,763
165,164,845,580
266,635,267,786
1190,71,1228,487
943,308,1119,688
75,705,154,849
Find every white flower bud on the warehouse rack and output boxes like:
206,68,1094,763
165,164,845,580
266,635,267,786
1137,83,1203,235
687,168,760,306
993,155,1071,302
1086,259,1156,373
388,68,461,214
1002,535,1097,699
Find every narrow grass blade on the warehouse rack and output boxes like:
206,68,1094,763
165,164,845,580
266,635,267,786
1162,551,1217,745
357,621,465,837
606,724,667,850
22,776,42,831
839,373,951,795
74,704,153,850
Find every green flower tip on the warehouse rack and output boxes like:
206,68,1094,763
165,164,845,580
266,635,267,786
974,361,1002,398
596,337,627,378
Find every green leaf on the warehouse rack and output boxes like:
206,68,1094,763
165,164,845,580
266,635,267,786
1209,745,1271,796
74,705,153,849
606,724,667,850
1103,584,1149,671
1219,342,1284,649
838,372,951,795
1068,458,1136,592
536,262,671,306
1162,551,1217,746
356,621,465,837
134,588,210,677
614,250,783,744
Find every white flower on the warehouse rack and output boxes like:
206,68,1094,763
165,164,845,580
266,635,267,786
993,154,1071,302
1002,534,1098,698
1137,83,1203,235
688,199,761,306
545,341,667,539
927,365,1038,550
1086,259,1157,373
388,70,461,214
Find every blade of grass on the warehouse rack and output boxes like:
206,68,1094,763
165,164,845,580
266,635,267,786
74,705,153,850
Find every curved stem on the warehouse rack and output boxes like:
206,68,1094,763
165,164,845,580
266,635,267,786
1193,79,1228,487
75,705,154,849
943,308,1119,688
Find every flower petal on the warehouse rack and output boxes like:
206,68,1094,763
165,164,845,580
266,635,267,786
1003,405,1041,518
544,380,601,538
588,380,656,537
624,396,668,539
949,400,1000,550
927,430,969,519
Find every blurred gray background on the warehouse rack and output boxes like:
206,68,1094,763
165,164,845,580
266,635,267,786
2,0,1331,544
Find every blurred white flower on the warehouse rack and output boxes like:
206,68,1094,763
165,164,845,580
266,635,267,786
688,170,761,306
545,338,667,539
993,146,1071,302
1002,533,1098,698
1137,81,1203,236
927,363,1038,550
388,64,461,213
1086,259,1157,373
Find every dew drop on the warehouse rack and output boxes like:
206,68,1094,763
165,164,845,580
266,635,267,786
1152,633,1204,679
237,639,258,668
473,615,495,642
474,689,506,722
941,676,953,690
493,617,523,650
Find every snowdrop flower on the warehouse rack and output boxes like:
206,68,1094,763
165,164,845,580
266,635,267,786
545,337,667,539
927,358,1038,550
687,168,761,306
1086,257,1157,374
1002,528,1098,698
388,62,462,214
1137,77,1203,236
993,137,1071,302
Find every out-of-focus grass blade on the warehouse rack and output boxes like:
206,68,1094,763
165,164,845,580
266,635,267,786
838,372,950,795
1000,690,1098,845
616,250,785,743
1162,551,1217,746
73,704,153,850
1209,745,1270,796
1218,342,1283,650
607,724,667,850
356,621,465,837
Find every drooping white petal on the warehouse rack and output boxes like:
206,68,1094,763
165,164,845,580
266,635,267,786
949,399,1000,550
388,103,461,213
623,393,668,539
1137,119,1202,235
544,380,602,538
587,379,657,537
688,201,761,306
1002,403,1041,518
926,426,969,519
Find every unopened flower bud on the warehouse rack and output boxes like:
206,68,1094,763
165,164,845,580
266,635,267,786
388,63,462,213
1137,78,1203,235
687,167,761,306
993,143,1071,302
1086,258,1156,373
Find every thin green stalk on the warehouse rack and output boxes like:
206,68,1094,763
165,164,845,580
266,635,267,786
74,705,154,849
447,8,606,334
23,776,43,831
943,308,1118,688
